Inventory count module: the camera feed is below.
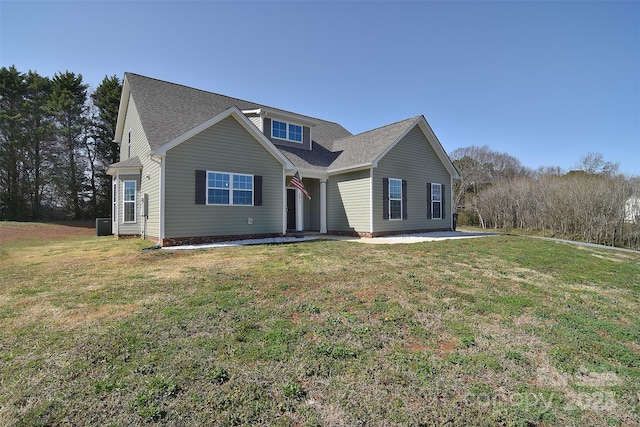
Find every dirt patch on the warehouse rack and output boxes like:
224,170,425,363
0,222,95,245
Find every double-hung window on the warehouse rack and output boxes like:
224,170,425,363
389,178,403,220
207,171,253,206
272,120,303,143
430,183,442,219
123,180,136,222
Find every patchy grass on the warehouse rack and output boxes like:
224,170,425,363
0,223,639,426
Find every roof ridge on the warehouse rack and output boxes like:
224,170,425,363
124,72,347,129
334,115,420,144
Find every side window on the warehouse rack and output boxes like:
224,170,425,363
389,178,403,220
429,183,443,220
123,180,136,222
383,178,407,220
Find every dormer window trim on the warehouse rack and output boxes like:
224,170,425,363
272,119,303,144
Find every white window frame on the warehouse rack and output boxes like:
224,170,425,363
389,178,403,220
123,180,136,223
431,183,442,220
272,120,303,143
206,171,254,206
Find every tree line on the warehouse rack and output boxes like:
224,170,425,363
452,146,640,249
0,66,121,221
2,65,639,249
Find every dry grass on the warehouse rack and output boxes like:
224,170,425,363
0,223,639,426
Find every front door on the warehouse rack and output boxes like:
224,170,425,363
287,189,296,230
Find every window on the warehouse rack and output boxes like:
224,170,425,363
207,171,253,205
272,120,303,143
288,124,302,142
123,180,136,222
272,120,287,139
127,130,131,159
389,178,403,220
431,183,442,219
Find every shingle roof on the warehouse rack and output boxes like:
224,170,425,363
108,155,143,169
328,117,420,171
123,73,435,173
106,155,143,175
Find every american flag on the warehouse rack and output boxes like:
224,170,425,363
290,172,311,200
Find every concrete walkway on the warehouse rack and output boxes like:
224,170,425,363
164,231,499,250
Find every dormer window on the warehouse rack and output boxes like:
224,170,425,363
272,120,303,143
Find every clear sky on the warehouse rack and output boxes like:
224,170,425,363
1,0,639,175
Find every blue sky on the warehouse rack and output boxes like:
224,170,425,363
2,0,639,175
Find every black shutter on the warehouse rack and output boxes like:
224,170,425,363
264,118,271,139
195,170,206,205
441,184,446,220
254,175,262,206
402,180,408,219
383,178,389,220
303,126,311,146
426,183,432,219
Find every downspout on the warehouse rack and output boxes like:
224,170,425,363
159,156,165,245
369,167,374,234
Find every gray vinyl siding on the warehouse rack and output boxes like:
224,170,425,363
164,115,284,238
138,154,161,239
119,94,148,161
327,170,371,233
116,95,159,237
116,174,141,235
373,126,452,232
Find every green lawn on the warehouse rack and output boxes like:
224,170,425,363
1,224,639,426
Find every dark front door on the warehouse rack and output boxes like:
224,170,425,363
287,189,296,230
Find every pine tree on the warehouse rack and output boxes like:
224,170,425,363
0,66,28,220
91,75,122,216
50,71,89,219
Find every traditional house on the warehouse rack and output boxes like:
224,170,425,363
107,73,459,246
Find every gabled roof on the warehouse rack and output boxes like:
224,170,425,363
328,117,420,172
152,106,294,169
116,73,352,155
115,73,458,178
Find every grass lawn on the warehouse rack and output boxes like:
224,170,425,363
0,223,639,426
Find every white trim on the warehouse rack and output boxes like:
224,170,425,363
122,180,137,223
296,189,303,231
114,76,131,144
287,169,328,180
327,163,373,175
151,106,294,170
258,108,321,127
